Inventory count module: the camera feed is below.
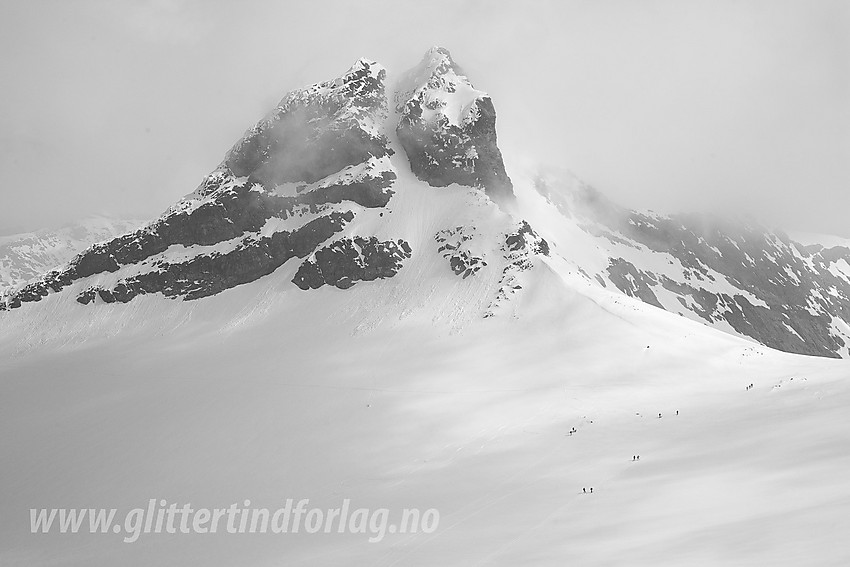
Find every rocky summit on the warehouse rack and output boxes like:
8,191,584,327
395,47,514,203
0,48,528,313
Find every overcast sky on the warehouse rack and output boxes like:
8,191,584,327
1,0,847,236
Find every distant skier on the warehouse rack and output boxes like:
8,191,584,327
590,488,593,493
658,413,662,418
583,488,586,494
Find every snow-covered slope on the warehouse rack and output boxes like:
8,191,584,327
0,217,141,291
516,166,850,358
1,240,849,566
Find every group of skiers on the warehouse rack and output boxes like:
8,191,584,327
573,408,684,495
746,383,754,390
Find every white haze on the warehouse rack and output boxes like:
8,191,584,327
0,0,847,235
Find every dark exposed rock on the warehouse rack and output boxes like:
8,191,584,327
435,226,486,278
0,58,410,311
76,212,354,304
610,216,849,357
506,221,550,257
606,258,663,309
292,236,412,290
532,171,850,357
299,170,396,209
396,47,514,203
76,287,97,305
485,221,550,317
224,59,392,187
544,177,850,357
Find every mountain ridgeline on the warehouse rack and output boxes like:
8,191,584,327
0,48,522,309
3,47,850,359
532,171,850,358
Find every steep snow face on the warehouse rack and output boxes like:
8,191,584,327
514,167,850,358
395,47,514,203
0,217,142,291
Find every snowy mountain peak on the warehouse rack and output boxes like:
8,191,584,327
350,56,382,74
10,49,850,361
395,47,514,203
0,49,527,315
420,46,463,78
394,46,479,124
275,57,387,115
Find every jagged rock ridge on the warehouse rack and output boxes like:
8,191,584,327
0,49,521,312
534,171,850,358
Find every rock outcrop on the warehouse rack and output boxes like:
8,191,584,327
395,47,514,203
435,226,487,278
292,237,412,290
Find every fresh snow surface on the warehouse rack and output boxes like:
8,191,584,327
2,167,850,565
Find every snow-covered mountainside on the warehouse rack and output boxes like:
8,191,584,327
3,48,850,361
2,214,849,567
1,48,850,567
0,49,534,314
520,168,850,358
0,217,141,291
